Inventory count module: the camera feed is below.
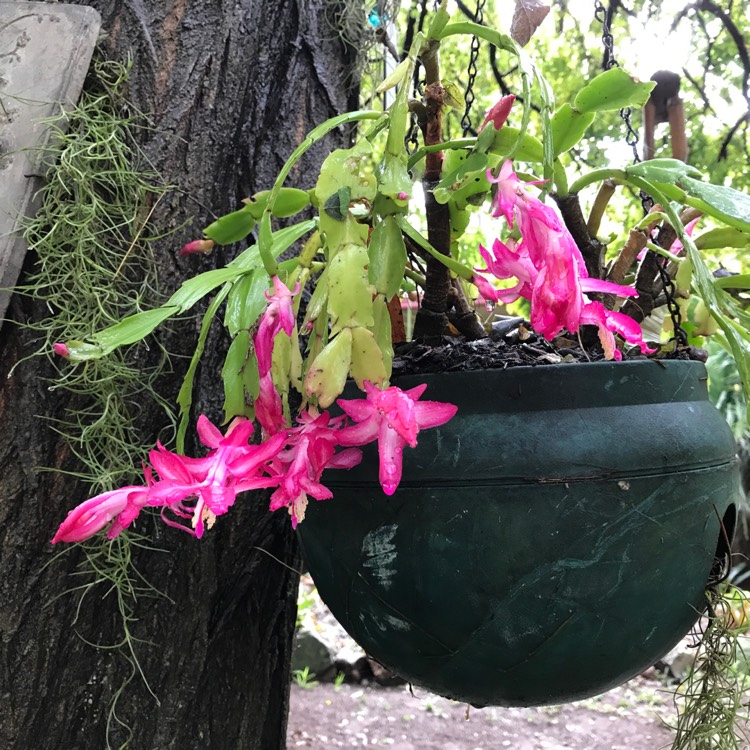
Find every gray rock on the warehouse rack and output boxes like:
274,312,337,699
0,2,100,327
291,625,334,677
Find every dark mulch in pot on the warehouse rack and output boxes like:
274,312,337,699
391,320,698,378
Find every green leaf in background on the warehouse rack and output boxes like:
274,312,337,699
83,307,178,355
203,188,310,245
678,177,750,233
396,216,475,281
630,175,750,420
176,283,232,450
230,220,317,271
695,227,750,250
221,330,255,421
368,216,407,299
573,67,655,113
626,158,701,183
714,274,750,290
203,205,258,245
489,126,544,163
224,269,270,337
169,266,249,311
371,294,393,379
246,187,310,219
302,267,329,330
550,103,595,156
375,56,411,94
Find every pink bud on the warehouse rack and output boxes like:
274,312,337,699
180,239,215,256
481,94,516,132
53,342,70,358
397,192,409,201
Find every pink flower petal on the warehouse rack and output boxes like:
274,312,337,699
377,420,405,496
51,486,148,543
196,414,224,449
581,278,638,298
413,401,459,430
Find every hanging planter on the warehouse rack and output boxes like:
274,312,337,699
298,360,740,707
47,0,750,731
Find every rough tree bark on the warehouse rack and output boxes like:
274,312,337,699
0,1,358,748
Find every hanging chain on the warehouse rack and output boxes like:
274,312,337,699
594,0,650,207
461,0,487,136
657,262,688,345
404,0,428,154
594,0,686,345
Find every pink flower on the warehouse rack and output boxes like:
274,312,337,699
148,415,283,538
255,276,300,377
53,342,70,358
580,301,657,361
255,372,286,436
480,160,651,356
481,94,516,132
336,382,457,496
180,239,215,256
51,415,288,544
476,238,535,304
265,409,361,527
51,486,150,543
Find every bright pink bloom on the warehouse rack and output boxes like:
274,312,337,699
580,301,657,361
51,415,288,544
180,239,215,256
265,409,361,527
148,415,283,538
481,94,516,132
51,486,150,543
252,275,300,437
255,373,286,436
53,342,70,358
255,276,300,377
336,382,457,496
476,238,535,304
480,159,651,356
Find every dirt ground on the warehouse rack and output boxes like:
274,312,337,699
287,674,681,750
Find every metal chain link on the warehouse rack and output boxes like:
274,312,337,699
461,0,488,136
657,262,689,345
594,0,685,345
404,0,428,154
594,0,650,205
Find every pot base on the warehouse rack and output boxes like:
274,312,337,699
298,362,741,706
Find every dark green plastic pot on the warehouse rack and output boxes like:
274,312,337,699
297,360,740,707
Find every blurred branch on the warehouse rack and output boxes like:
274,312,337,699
718,112,750,161
675,1,750,103
681,66,714,116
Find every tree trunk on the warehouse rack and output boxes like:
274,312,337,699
0,1,358,748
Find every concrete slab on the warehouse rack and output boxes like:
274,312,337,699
0,1,101,328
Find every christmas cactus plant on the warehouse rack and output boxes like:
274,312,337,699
52,2,750,543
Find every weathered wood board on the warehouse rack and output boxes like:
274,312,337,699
0,1,100,329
